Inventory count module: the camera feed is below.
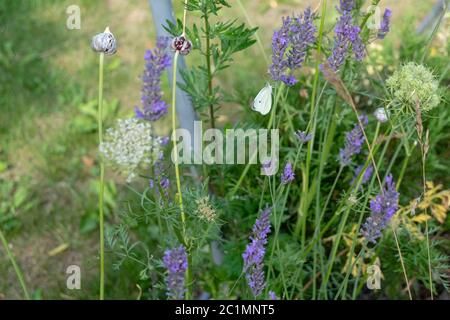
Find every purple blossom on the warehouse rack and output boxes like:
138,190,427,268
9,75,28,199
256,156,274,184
269,291,278,300
281,162,295,184
378,9,392,39
339,0,355,12
327,0,365,71
286,8,317,71
352,163,373,186
270,8,316,86
269,17,291,85
361,174,399,243
135,37,171,121
163,245,187,299
339,115,368,167
150,160,170,194
295,130,313,143
243,206,272,297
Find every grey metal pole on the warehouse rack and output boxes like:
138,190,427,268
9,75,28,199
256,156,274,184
148,0,198,150
416,0,448,34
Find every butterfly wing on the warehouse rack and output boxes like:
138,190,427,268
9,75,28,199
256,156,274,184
252,84,272,115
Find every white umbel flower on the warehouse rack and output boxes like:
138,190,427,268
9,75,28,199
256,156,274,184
99,118,162,182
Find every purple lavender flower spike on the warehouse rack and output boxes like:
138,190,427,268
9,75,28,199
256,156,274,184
281,162,295,184
270,8,316,86
352,163,373,186
339,0,355,12
378,9,392,39
135,37,171,122
327,0,365,71
286,8,317,71
361,174,399,244
269,17,291,84
269,291,278,300
339,115,368,167
163,245,188,299
295,130,313,144
243,206,272,297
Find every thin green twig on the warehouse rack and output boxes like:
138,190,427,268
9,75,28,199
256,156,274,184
0,228,30,300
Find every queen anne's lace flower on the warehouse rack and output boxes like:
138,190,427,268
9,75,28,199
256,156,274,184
196,196,217,222
99,118,162,182
386,62,440,113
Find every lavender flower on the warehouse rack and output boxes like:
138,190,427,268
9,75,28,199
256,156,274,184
378,9,392,39
150,159,170,195
269,291,278,300
281,162,295,184
339,115,368,167
286,8,317,71
295,130,313,143
135,37,171,121
269,17,291,85
163,245,187,299
327,0,365,71
270,8,316,86
361,174,399,243
352,164,373,186
339,0,355,12
243,206,272,297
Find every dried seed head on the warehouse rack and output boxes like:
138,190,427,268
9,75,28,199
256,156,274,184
171,35,192,55
91,27,117,55
196,196,216,222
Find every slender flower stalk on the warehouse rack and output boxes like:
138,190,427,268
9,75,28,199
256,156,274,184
169,0,192,299
92,26,117,300
97,52,105,300
0,228,30,300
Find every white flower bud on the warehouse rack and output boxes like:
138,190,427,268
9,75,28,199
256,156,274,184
91,27,117,55
374,107,389,123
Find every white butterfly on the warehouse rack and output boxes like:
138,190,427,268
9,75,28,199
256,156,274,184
252,83,272,115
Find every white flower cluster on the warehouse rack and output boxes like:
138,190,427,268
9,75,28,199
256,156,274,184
99,118,162,182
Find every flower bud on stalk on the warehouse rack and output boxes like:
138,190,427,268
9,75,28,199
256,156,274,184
171,35,192,55
91,27,117,55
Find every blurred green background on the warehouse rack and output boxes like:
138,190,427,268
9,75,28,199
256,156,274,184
0,0,445,299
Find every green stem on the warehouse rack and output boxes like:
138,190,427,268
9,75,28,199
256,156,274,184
171,51,192,299
297,0,328,237
97,52,105,300
0,228,30,300
204,11,215,129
